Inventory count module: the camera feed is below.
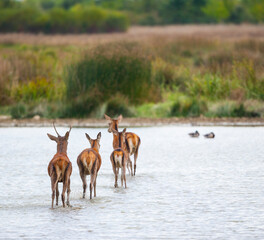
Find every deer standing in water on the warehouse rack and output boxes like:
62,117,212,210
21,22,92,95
110,128,128,188
105,114,141,176
47,123,72,208
77,132,102,199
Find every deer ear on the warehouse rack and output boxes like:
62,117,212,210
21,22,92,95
47,133,58,142
64,131,70,140
85,133,92,142
117,115,123,123
104,114,112,121
112,129,118,136
122,128,127,134
97,132,101,141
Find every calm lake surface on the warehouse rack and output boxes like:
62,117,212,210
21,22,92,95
0,126,264,239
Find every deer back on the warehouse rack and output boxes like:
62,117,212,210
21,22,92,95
77,149,101,175
48,153,72,181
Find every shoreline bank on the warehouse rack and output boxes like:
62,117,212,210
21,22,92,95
1,117,264,127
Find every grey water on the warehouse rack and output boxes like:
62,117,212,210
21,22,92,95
0,126,264,239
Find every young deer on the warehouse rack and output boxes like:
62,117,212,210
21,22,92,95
110,128,128,188
105,114,141,176
77,132,102,199
47,123,72,208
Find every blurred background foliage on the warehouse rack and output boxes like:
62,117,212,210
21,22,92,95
1,37,264,119
0,0,264,34
0,0,264,119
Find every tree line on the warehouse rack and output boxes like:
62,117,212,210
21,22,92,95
0,0,263,33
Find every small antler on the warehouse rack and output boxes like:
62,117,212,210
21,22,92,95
53,122,61,137
68,125,72,134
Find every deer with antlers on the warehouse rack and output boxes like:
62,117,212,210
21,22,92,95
110,128,128,188
47,123,72,208
77,132,102,199
105,114,141,176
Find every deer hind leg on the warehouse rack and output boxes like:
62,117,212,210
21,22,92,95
122,166,127,188
90,160,98,199
128,157,133,176
134,142,140,176
66,178,71,207
121,169,123,187
51,172,58,209
115,167,119,188
56,183,59,206
93,173,97,198
80,171,87,199
61,181,67,208
111,155,118,188
90,174,96,200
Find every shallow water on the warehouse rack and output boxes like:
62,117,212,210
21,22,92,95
0,126,264,239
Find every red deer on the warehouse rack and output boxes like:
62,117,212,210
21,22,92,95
47,123,72,208
77,132,102,199
110,128,128,188
105,114,141,176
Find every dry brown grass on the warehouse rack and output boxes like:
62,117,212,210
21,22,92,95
0,25,264,46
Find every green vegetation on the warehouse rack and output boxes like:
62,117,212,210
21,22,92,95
0,1,129,33
0,34,264,119
0,0,264,34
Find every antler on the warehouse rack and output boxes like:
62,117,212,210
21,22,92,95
53,122,61,137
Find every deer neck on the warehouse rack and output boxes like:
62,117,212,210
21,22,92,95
91,142,99,153
57,142,67,155
112,123,119,148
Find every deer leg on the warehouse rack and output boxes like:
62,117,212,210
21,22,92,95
94,174,97,197
61,180,67,208
55,182,59,206
89,182,93,200
126,158,131,176
111,156,118,188
67,178,71,207
121,170,124,187
51,173,57,209
90,173,96,200
134,146,139,176
129,157,133,176
115,167,119,188
122,166,127,188
80,171,87,199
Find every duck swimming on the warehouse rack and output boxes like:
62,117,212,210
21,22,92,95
188,130,199,138
204,132,215,138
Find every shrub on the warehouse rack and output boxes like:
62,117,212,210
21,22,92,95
152,58,189,91
136,102,173,118
61,94,101,118
206,102,260,118
65,43,160,110
187,73,230,100
170,97,207,117
105,95,134,118
10,102,27,119
11,78,55,102
232,59,264,100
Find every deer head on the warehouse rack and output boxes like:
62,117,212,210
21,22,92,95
47,123,72,154
111,128,126,148
85,132,101,152
104,114,122,133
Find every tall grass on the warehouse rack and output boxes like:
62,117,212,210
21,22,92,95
64,42,160,117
